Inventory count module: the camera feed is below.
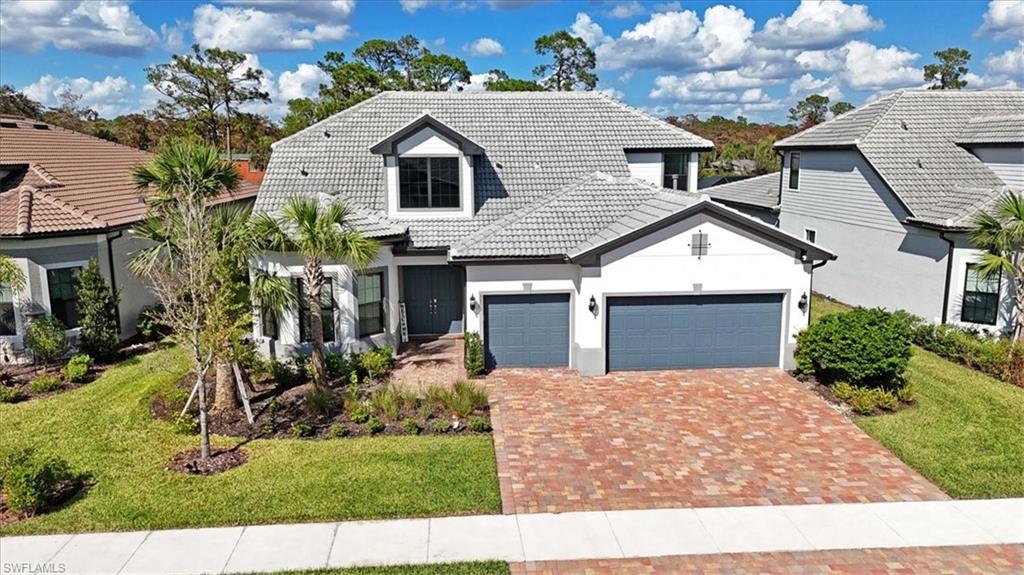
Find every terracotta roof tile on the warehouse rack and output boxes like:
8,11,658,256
0,117,259,236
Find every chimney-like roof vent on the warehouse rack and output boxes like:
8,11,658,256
31,123,49,130
0,121,18,128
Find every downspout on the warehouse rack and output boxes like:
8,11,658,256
939,231,955,324
106,230,124,334
808,256,829,320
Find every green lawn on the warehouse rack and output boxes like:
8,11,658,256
269,562,509,575
0,346,500,536
810,294,1024,498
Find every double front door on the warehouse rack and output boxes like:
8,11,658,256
402,265,464,335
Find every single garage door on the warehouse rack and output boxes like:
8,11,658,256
607,294,784,371
484,293,570,369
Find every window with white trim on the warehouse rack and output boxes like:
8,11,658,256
399,157,460,209
663,152,687,190
788,152,800,190
356,272,385,337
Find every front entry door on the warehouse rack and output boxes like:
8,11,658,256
402,266,464,335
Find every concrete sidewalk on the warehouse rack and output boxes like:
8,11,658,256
1,499,1021,574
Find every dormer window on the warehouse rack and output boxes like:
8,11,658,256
399,157,460,209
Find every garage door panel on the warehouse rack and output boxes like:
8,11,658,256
484,294,570,368
607,294,783,370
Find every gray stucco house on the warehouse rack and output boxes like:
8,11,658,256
771,89,1021,334
0,116,257,354
252,91,835,375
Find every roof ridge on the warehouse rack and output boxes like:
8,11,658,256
597,93,715,148
858,90,905,144
16,186,33,235
28,163,63,188
777,90,903,146
272,92,393,150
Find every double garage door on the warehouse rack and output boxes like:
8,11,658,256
484,292,783,370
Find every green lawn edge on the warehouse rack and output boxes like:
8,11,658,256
811,294,1024,499
0,346,501,536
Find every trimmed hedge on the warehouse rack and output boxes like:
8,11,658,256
910,321,1022,386
796,307,912,387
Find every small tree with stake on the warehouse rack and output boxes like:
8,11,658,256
131,142,241,460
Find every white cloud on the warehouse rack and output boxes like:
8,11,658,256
789,73,844,100
795,49,845,73
608,1,646,19
985,41,1024,77
464,37,505,57
963,72,1019,89
838,40,921,90
650,70,777,102
0,0,158,57
598,86,625,100
278,64,330,102
399,0,539,14
160,21,187,51
192,1,354,52
653,2,682,13
756,0,882,50
579,6,757,72
400,0,432,14
22,74,139,117
456,73,494,92
977,0,1024,40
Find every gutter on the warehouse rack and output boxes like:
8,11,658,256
939,231,956,324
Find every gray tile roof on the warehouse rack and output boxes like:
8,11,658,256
776,89,1024,227
256,91,712,249
450,173,703,258
956,114,1024,144
702,172,780,210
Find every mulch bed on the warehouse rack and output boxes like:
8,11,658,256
153,372,491,441
166,448,248,475
794,372,916,417
0,341,159,403
0,479,89,528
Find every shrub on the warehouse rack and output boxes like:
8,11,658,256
467,415,490,432
365,416,385,434
896,380,916,403
464,332,485,376
349,403,371,424
431,419,451,434
1009,344,1024,388
911,322,1014,382
0,386,22,403
135,304,169,342
232,339,267,377
28,374,62,394
831,382,856,402
328,423,349,438
849,388,876,415
290,422,313,438
325,352,352,379
360,346,394,380
872,388,898,411
24,315,68,365
290,354,312,380
62,354,93,383
305,388,338,418
268,359,298,386
441,381,489,417
369,387,402,421
75,259,121,359
400,419,420,435
0,449,77,515
796,308,911,387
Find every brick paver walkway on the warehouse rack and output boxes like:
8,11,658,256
389,336,465,390
487,368,947,514
509,544,1024,574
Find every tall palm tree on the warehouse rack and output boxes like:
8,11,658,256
252,196,378,387
971,191,1024,342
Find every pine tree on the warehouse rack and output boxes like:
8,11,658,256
76,259,121,359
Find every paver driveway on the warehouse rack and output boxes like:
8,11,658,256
487,368,946,514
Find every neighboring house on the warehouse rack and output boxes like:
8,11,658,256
0,116,258,353
222,153,265,184
774,89,1022,334
254,92,834,374
700,172,781,225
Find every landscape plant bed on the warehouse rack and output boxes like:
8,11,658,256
167,447,248,475
0,341,158,403
0,473,89,529
793,372,916,417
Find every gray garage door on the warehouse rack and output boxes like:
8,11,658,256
607,294,784,371
484,294,570,369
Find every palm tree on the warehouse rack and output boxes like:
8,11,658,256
131,142,243,459
971,191,1024,342
252,196,378,387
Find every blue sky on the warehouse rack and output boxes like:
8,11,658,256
1,0,1021,123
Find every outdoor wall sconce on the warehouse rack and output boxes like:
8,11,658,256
469,294,478,312
798,292,809,312
589,295,598,316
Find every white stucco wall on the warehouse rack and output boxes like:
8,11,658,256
465,212,815,374
626,151,700,193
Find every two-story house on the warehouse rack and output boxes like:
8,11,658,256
773,89,1021,335
253,92,834,375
